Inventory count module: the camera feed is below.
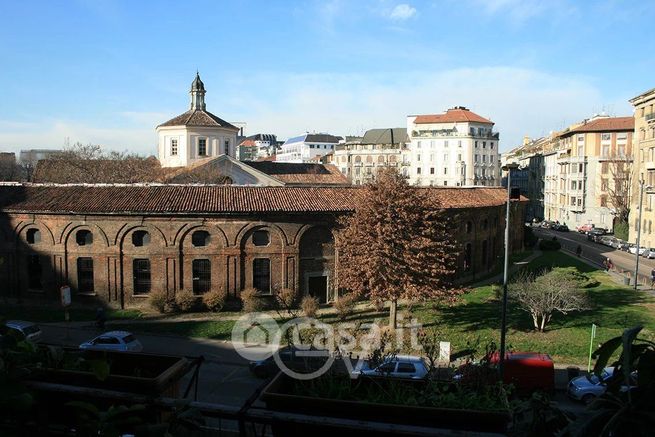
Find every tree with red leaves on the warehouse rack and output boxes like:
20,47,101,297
336,168,461,328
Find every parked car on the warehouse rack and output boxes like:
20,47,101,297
249,345,331,378
2,320,42,343
540,221,555,229
587,228,607,237
629,246,648,256
554,224,569,232
576,223,595,233
568,367,638,404
351,355,429,380
599,236,615,246
643,248,655,259
455,352,555,394
79,331,143,352
618,241,631,251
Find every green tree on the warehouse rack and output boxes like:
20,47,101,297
335,168,460,328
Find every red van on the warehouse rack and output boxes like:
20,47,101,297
491,352,555,393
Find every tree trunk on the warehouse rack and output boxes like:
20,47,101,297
389,299,398,329
540,315,546,332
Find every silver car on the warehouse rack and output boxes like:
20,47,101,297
4,320,42,343
351,355,429,380
79,331,143,352
568,367,637,404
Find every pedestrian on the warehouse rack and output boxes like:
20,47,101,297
606,258,613,271
651,269,655,288
603,258,608,270
95,307,106,331
576,244,582,257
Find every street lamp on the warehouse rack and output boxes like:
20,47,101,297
634,180,653,290
499,162,519,379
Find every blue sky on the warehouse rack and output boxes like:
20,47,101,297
0,0,653,155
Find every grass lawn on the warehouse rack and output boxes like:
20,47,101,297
117,319,235,341
407,250,655,365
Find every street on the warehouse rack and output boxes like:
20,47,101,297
533,227,655,283
41,323,268,407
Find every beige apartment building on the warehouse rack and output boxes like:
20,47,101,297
508,115,633,231
628,88,655,248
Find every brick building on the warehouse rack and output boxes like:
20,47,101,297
0,184,524,308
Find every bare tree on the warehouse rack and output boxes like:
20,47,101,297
602,154,632,225
34,142,162,183
0,153,22,181
508,269,590,332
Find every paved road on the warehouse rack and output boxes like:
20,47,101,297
41,323,269,406
533,227,655,281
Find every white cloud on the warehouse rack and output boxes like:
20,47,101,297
388,3,417,21
471,0,577,26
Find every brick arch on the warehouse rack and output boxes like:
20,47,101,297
61,223,110,248
294,223,337,247
172,222,228,247
116,223,168,248
15,220,56,246
235,222,288,248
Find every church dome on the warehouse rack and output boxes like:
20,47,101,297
191,72,205,92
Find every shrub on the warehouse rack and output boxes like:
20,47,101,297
203,289,228,312
524,225,538,248
275,287,298,313
539,239,561,251
372,299,385,312
149,290,169,314
334,293,357,321
614,220,629,241
301,296,319,318
241,287,264,313
175,290,197,312
548,267,600,288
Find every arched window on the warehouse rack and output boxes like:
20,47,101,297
192,230,210,247
466,221,473,233
366,155,373,163
389,155,397,163
76,230,93,246
252,230,270,246
132,230,150,247
377,155,385,164
26,228,41,244
355,156,362,163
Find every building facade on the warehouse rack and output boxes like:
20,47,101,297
510,116,633,230
0,185,524,308
629,88,655,248
406,107,500,187
333,128,408,185
157,73,239,167
275,134,342,163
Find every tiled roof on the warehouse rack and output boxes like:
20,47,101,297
413,108,493,125
0,184,522,215
242,161,350,185
158,109,238,130
567,116,634,134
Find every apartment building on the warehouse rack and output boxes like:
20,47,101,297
406,107,500,187
333,128,408,185
628,88,655,248
275,133,342,163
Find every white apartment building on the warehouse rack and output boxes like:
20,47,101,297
275,133,342,163
157,73,239,167
333,128,408,185
406,107,500,186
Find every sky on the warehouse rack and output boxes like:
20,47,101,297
0,0,653,156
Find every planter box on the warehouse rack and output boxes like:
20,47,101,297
29,348,190,396
261,372,511,435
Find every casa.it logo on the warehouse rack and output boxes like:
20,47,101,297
231,313,334,380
